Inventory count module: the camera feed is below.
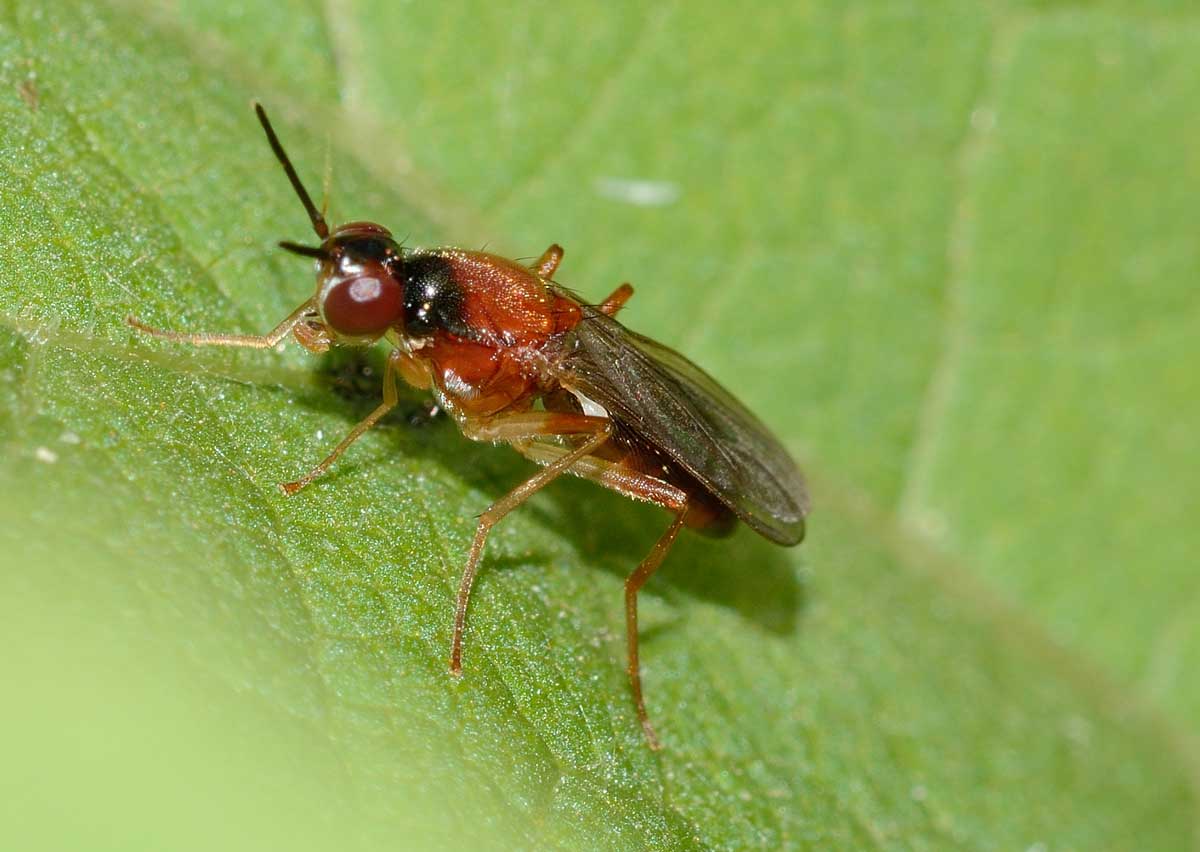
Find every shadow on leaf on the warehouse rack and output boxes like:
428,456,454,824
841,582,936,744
287,347,807,641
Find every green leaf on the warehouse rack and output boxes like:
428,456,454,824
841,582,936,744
1,2,1197,850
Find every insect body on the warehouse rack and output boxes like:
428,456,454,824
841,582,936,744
128,104,809,748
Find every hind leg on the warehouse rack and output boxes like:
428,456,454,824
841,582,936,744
624,509,686,749
512,440,689,748
450,413,614,675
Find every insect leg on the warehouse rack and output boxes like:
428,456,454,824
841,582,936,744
291,320,332,354
503,438,690,748
450,413,613,676
513,439,688,510
624,509,686,750
126,299,316,349
279,347,403,495
531,243,564,279
598,283,634,317
463,411,609,443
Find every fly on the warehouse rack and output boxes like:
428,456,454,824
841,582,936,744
127,104,809,749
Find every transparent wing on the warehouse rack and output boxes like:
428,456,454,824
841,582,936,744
555,304,808,545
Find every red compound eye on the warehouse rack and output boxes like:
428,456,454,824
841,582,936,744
322,273,403,336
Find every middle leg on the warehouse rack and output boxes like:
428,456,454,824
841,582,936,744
279,347,404,495
450,413,613,675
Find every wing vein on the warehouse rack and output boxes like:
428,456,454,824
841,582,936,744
553,301,808,545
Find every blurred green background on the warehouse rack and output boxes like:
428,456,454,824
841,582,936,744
1,1,1198,849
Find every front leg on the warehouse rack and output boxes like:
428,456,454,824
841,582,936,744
127,299,316,349
292,319,332,353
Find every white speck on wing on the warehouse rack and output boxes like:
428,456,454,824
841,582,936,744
570,389,609,419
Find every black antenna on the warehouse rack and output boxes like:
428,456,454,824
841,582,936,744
278,241,328,259
254,102,329,240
